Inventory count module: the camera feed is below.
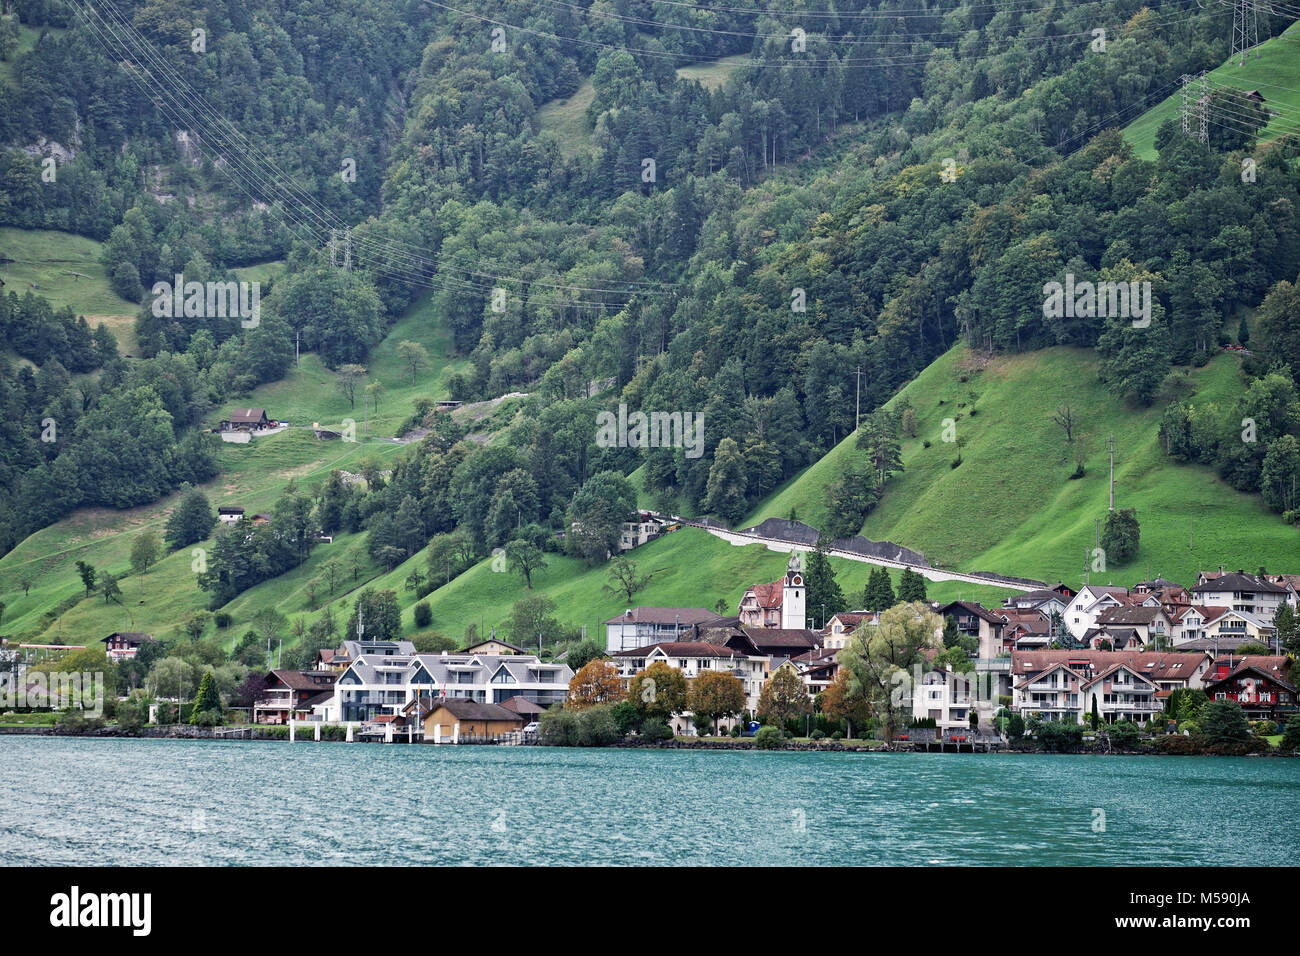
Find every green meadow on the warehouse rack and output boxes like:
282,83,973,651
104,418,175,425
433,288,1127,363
1123,20,1300,161
746,345,1296,588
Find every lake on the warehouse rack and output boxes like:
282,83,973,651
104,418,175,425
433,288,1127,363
2,737,1296,865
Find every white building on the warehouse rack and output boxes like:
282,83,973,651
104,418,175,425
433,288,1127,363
1062,585,1128,639
603,607,727,653
323,640,573,723
1191,571,1289,619
612,641,768,732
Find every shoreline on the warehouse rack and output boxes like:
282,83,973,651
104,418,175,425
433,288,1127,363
1,725,1290,756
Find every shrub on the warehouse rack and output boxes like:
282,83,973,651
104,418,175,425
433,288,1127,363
539,707,580,746
610,699,640,736
1109,721,1140,748
1201,700,1251,748
576,705,620,747
831,730,844,740
754,725,783,749
1281,719,1300,753
640,718,673,742
811,729,826,740
1006,713,1025,737
1037,721,1084,752
1156,733,1207,755
730,725,740,738
214,612,232,628
413,601,432,628
950,455,962,469
1252,720,1277,736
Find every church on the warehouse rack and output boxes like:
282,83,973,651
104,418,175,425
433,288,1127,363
738,552,807,630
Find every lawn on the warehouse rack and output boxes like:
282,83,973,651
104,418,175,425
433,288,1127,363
1123,20,1300,161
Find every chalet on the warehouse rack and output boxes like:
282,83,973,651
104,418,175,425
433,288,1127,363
434,400,463,412
1094,605,1173,646
459,637,529,656
1191,570,1288,618
250,513,271,525
1012,650,1212,720
1174,606,1276,651
618,512,672,552
1243,90,1266,103
1011,654,1161,725
710,625,819,666
1081,625,1145,651
787,646,839,698
252,669,338,724
1202,655,1296,722
217,506,245,524
219,408,271,431
1003,588,1069,618
311,423,343,440
603,607,726,653
101,632,157,661
499,695,546,723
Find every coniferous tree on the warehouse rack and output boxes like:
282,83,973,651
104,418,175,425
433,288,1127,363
804,538,845,627
191,671,223,724
897,567,927,603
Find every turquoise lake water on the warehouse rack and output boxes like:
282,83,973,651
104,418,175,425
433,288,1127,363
2,737,1296,865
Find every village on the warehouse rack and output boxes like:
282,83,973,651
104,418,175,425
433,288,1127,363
54,556,1296,750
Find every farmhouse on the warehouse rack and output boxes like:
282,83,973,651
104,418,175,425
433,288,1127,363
101,632,157,661
219,407,272,431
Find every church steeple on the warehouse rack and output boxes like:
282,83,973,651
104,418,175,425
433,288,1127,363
782,552,806,630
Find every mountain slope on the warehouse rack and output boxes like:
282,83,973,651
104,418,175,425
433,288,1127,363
746,344,1296,587
1123,19,1300,161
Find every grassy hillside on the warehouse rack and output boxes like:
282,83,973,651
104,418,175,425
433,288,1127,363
0,228,139,356
676,55,747,91
746,345,1297,589
1124,20,1300,161
0,289,466,642
212,289,465,438
536,80,597,160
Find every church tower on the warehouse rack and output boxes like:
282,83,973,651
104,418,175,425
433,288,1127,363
781,552,806,630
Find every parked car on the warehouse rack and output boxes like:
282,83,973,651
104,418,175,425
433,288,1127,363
522,722,539,735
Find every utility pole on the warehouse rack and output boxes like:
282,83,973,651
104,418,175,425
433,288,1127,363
295,328,300,369
1108,435,1115,511
854,366,863,431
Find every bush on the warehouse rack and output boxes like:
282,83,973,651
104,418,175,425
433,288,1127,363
214,612,232,628
730,725,740,738
1006,713,1025,737
1281,720,1300,753
413,601,432,628
576,705,620,747
754,725,783,749
1201,700,1251,748
1251,720,1277,736
811,729,826,740
1156,732,1207,755
1037,721,1084,752
640,718,673,742
1109,721,1140,748
539,707,580,746
831,730,844,740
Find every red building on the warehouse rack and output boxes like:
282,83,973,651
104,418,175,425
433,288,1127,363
1202,656,1297,722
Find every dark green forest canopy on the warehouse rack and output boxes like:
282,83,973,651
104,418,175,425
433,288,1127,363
1,0,1299,579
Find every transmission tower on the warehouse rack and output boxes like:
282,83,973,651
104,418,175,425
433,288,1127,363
1230,0,1259,65
328,227,353,271
1181,72,1209,144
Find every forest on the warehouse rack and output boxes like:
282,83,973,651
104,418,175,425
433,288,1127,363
2,0,1299,635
